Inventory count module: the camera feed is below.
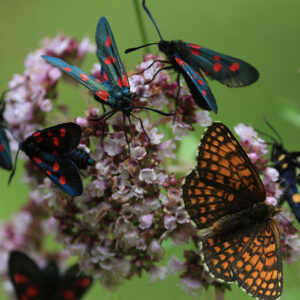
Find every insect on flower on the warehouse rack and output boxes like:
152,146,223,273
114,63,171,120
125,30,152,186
9,250,93,300
8,122,94,197
126,0,259,114
183,122,282,300
42,17,173,147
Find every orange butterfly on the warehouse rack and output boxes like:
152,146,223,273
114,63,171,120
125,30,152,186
183,122,282,300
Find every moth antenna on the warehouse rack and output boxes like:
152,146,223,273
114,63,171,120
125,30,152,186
255,128,277,144
142,0,164,40
125,42,158,54
8,147,21,185
264,117,283,144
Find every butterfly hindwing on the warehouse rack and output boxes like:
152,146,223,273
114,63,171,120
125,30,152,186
0,128,12,170
95,16,130,91
9,251,46,300
232,219,282,299
186,43,259,87
42,55,111,103
174,55,218,113
56,265,93,300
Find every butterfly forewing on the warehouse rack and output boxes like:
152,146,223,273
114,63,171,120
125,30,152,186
0,128,12,170
174,55,218,113
197,122,266,202
42,56,111,103
9,251,47,300
187,43,259,87
232,219,282,299
56,265,93,300
95,17,130,91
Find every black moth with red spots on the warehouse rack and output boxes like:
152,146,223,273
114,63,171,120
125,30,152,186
17,123,94,196
9,250,93,300
125,0,259,114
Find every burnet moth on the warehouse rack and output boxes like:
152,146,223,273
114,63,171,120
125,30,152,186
42,17,173,147
9,250,93,300
125,0,259,114
8,122,94,197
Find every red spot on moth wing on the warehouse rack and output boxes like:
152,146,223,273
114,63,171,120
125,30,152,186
59,176,66,185
14,273,27,283
53,162,60,172
0,143,4,152
213,62,222,73
53,137,60,146
230,62,240,71
63,67,72,72
59,128,66,137
96,90,109,101
189,43,201,49
202,89,207,96
26,286,38,297
198,79,204,85
46,170,52,176
33,156,42,164
35,136,44,143
195,71,203,78
117,77,122,88
105,35,112,47
63,289,75,300
214,55,221,61
80,74,88,82
33,131,41,137
174,57,184,66
77,278,91,287
122,74,129,87
47,130,52,136
104,56,114,65
190,48,200,56
96,79,101,83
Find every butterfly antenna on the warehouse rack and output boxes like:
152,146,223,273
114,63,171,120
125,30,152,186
125,42,159,54
264,117,283,144
8,147,21,185
142,0,163,40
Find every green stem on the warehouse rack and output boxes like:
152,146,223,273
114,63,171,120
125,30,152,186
133,0,149,53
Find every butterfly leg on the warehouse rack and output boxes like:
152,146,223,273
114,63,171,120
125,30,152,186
127,115,135,144
100,117,107,147
101,103,106,113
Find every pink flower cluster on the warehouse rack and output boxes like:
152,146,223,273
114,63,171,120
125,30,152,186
0,32,299,300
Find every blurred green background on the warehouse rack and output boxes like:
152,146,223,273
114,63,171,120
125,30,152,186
0,0,300,299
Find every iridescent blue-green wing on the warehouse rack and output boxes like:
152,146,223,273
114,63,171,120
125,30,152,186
174,55,218,113
42,55,111,103
95,17,130,92
0,128,12,170
186,43,259,87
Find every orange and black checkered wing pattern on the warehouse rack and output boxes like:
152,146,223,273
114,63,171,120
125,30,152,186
232,219,282,299
197,122,265,203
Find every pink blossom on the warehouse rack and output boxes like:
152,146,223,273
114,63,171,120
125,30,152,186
139,214,154,230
